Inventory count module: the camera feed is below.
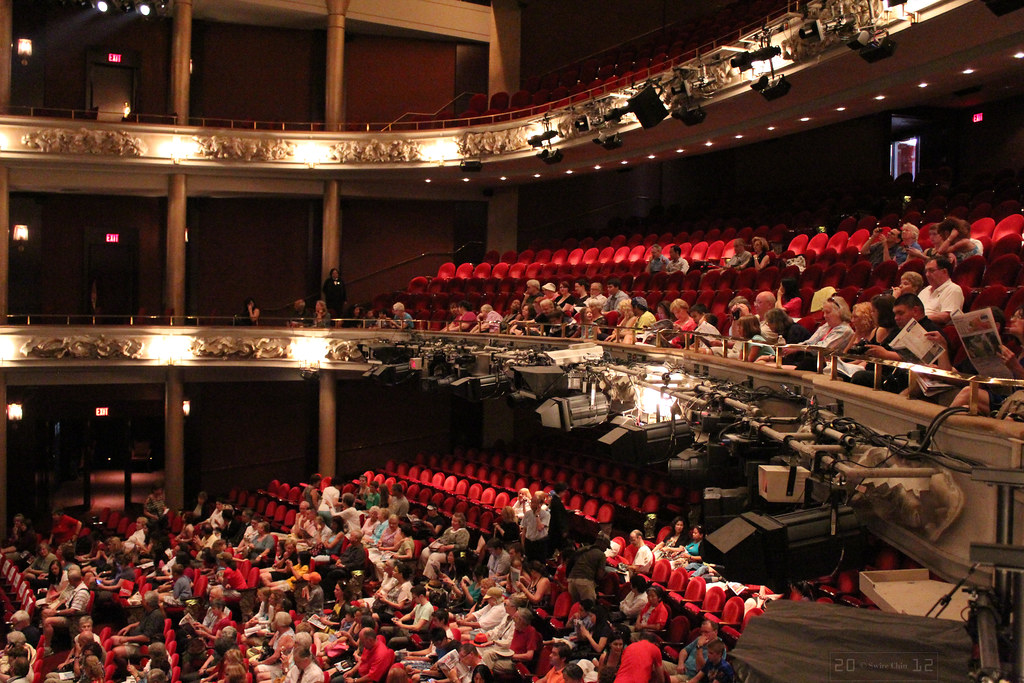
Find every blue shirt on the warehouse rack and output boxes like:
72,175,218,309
393,312,414,330
700,657,735,682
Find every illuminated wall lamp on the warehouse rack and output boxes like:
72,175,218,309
7,403,23,421
182,400,190,417
12,225,29,241
17,39,32,65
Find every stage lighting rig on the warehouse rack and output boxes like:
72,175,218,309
592,133,623,150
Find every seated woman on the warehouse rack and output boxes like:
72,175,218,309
935,217,982,264
579,298,607,340
671,298,696,332
606,299,636,344
776,278,803,318
750,236,774,271
253,612,295,682
779,297,853,371
891,271,924,299
653,517,688,564
514,561,551,610
259,539,299,588
732,315,771,362
368,515,404,580
842,303,879,354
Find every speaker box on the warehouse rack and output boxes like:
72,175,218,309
704,512,786,589
776,505,864,581
628,85,668,129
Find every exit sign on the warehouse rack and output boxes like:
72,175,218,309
95,407,109,417
105,233,119,243
108,53,122,63
972,112,984,123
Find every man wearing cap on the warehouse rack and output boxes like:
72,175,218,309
300,572,324,620
602,277,630,313
422,505,447,537
540,282,558,299
456,587,506,632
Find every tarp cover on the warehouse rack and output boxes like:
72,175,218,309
730,600,972,682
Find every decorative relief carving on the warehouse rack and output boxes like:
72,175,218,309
20,128,147,157
191,136,295,162
456,128,529,157
326,340,364,362
327,139,422,163
20,336,144,359
189,337,291,359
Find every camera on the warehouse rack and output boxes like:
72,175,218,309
731,307,743,319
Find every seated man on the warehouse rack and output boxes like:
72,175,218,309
40,566,90,653
646,245,668,274
626,530,654,577
323,530,367,598
48,510,82,548
110,591,164,666
920,257,964,325
341,628,393,683
725,239,751,269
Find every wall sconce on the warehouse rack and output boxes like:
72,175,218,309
17,39,32,65
7,403,23,421
12,225,29,241
149,335,193,365
295,143,325,168
291,336,327,378
182,400,190,417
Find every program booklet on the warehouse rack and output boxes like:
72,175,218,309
952,308,1014,379
889,318,945,365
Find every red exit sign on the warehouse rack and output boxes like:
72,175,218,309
105,233,119,243
95,407,109,417
108,53,122,63
972,112,984,123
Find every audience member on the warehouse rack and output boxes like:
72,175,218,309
603,278,629,314
920,257,963,325
646,245,668,274
664,245,688,274
725,239,751,269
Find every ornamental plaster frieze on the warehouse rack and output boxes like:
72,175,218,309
20,335,145,359
20,128,147,157
191,135,295,162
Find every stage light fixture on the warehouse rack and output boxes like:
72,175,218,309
538,148,564,165
528,129,557,147
459,160,482,172
847,31,896,62
573,116,590,133
138,2,152,14
603,106,629,123
798,20,824,41
750,74,791,101
95,0,110,10
537,393,609,431
592,133,622,150
627,85,669,129
672,106,706,126
730,45,781,71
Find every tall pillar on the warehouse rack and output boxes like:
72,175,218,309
322,180,340,284
325,0,351,131
170,0,192,125
0,372,7,537
0,166,9,320
166,175,187,322
0,0,12,113
318,371,337,478
164,367,184,510
486,186,518,254
488,0,521,96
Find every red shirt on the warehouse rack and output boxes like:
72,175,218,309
357,639,394,682
614,640,664,683
50,515,80,545
782,297,802,317
510,626,540,657
636,601,668,632
222,567,247,590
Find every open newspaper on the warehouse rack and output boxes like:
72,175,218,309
951,307,1014,379
889,318,946,365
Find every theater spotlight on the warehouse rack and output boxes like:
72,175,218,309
627,85,669,129
95,0,110,10
730,45,781,71
847,31,896,62
750,74,791,101
573,116,590,133
603,106,629,123
798,20,824,41
537,393,610,431
137,2,152,14
528,129,557,147
672,106,707,126
459,160,482,172
537,148,564,165
592,133,623,150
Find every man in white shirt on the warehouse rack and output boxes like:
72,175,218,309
284,644,323,683
627,530,654,577
920,257,964,325
336,493,362,533
521,494,550,562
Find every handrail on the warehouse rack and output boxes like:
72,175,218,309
519,196,655,238
346,241,484,286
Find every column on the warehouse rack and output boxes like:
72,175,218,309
488,0,521,96
322,180,340,285
325,0,351,131
164,368,184,510
170,0,192,125
0,0,12,113
486,186,518,255
166,174,186,322
318,371,337,479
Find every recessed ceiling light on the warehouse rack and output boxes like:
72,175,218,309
424,179,431,183
1015,52,1024,59
735,134,743,139
705,141,713,147
835,106,846,112
499,176,507,181
962,68,975,74
675,148,684,153
767,126,776,131
918,82,928,88
620,160,628,164
594,165,601,170
566,170,573,174
874,95,886,100
647,154,656,159
799,117,811,122
462,177,470,182
533,173,541,178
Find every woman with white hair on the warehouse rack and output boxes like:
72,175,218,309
780,297,853,371
894,223,922,266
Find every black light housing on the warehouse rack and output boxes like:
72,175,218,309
798,20,823,41
984,0,1024,14
573,116,590,133
750,75,791,101
847,31,897,62
538,148,564,164
672,106,706,126
528,129,557,147
459,160,482,172
627,85,669,129
592,134,622,150
730,45,781,71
